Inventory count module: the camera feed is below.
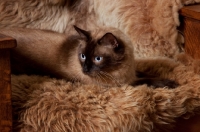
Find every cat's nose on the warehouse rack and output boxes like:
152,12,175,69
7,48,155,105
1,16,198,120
83,64,90,73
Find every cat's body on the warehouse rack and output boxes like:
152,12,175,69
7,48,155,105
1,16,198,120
0,27,179,88
0,27,136,87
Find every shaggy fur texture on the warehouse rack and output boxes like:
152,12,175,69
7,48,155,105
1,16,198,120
12,54,200,132
0,0,200,57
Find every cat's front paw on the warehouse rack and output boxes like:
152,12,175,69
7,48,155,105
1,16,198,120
132,78,179,89
153,79,179,89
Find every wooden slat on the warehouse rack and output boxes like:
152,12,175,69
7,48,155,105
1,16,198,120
184,17,200,59
179,4,200,21
179,4,200,59
0,34,16,49
0,35,16,132
0,50,12,132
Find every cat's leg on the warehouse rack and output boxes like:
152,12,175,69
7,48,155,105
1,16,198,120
132,77,179,89
133,57,179,88
135,57,179,78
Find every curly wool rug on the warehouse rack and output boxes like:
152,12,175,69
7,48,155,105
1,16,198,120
11,54,200,132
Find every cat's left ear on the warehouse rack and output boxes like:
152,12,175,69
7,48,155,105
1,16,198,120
74,25,90,40
99,33,118,48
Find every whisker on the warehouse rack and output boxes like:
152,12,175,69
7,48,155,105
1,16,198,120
100,71,122,87
95,74,100,86
98,73,108,89
98,73,107,85
70,73,79,83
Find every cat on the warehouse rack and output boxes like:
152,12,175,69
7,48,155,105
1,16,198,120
0,26,178,88
0,26,135,87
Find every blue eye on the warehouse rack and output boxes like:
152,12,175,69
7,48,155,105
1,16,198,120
94,56,103,62
80,54,86,60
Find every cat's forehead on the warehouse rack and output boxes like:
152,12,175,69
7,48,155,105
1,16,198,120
78,38,95,53
78,27,127,54
79,39,109,56
78,31,101,49
78,39,88,48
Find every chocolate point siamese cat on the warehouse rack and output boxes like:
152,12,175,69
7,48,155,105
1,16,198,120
0,26,178,88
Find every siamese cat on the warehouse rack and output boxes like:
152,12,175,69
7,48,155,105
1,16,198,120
0,27,178,88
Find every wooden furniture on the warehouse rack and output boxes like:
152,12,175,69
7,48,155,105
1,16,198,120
0,34,16,132
173,4,200,132
179,4,200,59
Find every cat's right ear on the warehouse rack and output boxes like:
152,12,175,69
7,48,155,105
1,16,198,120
74,26,90,40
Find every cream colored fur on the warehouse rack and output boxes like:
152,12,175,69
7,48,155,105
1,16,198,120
0,0,200,57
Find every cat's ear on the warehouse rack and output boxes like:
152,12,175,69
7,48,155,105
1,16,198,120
99,33,118,48
74,25,90,40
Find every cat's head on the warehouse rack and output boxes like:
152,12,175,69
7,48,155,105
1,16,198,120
74,26,135,86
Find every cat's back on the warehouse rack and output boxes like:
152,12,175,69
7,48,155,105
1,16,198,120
0,28,67,46
0,27,76,77
0,28,71,69
0,28,68,55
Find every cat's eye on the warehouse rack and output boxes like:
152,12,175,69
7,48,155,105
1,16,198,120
80,54,86,60
94,56,103,62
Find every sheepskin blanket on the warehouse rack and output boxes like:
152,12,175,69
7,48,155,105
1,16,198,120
2,1,200,132
12,54,200,132
0,0,200,57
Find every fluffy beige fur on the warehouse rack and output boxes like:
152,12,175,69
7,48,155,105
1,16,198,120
12,54,200,132
2,1,200,131
0,0,200,57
